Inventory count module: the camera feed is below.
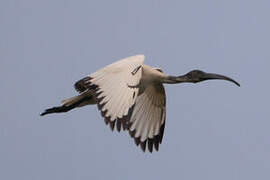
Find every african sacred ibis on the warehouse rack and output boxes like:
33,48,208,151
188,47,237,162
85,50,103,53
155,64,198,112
41,55,240,152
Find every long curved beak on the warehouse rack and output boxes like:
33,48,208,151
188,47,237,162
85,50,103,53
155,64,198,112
203,73,240,87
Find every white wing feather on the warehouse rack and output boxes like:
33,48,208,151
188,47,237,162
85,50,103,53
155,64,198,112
75,55,145,131
129,83,166,152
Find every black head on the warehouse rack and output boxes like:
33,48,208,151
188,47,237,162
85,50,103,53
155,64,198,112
179,69,240,86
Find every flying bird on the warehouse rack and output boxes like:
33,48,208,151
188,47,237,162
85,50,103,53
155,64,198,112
41,55,240,152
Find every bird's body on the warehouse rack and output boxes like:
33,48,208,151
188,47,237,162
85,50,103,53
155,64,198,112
41,55,240,152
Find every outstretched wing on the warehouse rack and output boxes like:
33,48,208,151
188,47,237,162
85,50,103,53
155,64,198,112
75,55,145,131
129,83,166,152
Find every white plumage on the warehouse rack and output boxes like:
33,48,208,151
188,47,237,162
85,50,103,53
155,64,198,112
81,55,166,152
90,55,144,122
41,55,240,152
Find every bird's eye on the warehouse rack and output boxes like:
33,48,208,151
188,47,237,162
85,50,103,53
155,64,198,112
186,72,193,79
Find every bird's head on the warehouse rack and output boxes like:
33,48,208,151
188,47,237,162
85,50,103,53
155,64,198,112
177,69,240,86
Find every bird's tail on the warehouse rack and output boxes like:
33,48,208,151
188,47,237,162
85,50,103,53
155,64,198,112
40,93,93,116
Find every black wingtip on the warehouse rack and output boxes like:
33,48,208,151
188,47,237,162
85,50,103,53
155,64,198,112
140,141,146,152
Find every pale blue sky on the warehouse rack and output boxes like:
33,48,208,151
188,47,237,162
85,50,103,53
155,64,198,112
1,0,270,180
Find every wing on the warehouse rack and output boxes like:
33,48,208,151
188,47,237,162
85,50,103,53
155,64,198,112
129,83,166,152
74,55,145,131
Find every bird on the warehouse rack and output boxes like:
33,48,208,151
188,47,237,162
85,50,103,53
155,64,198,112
41,55,240,152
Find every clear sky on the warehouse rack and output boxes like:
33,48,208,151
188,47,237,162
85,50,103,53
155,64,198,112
1,0,270,180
